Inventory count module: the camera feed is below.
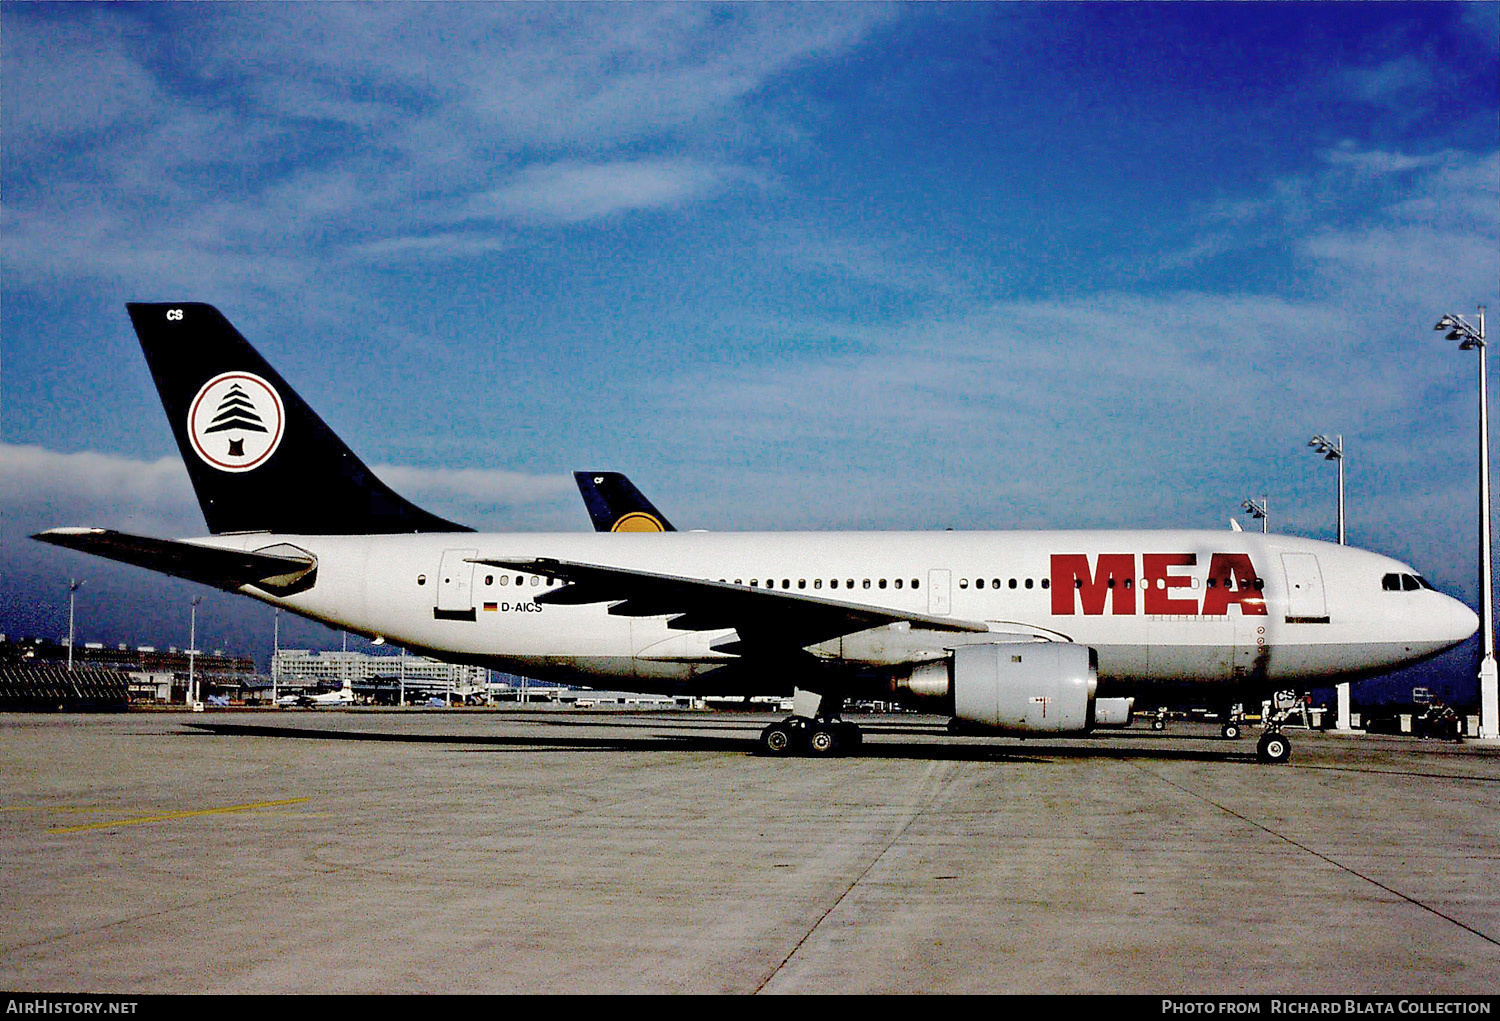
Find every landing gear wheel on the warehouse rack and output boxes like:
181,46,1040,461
807,725,840,756
1221,722,1241,740
759,722,800,757
1256,731,1291,764
1151,717,1166,731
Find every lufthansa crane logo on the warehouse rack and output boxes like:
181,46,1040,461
187,372,285,473
610,512,666,532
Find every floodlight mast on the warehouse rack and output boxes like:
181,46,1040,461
189,596,201,706
1240,496,1268,534
1308,434,1345,545
1435,307,1494,740
66,579,84,672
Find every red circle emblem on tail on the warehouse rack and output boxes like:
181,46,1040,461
187,372,285,473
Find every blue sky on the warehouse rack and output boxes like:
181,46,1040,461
3,2,1497,690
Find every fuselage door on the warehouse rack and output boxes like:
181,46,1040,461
928,569,952,616
1281,553,1328,623
435,548,479,621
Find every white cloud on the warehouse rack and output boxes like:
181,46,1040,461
0,443,575,535
462,158,746,225
371,464,574,507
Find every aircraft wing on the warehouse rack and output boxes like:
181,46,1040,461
471,555,991,654
33,528,317,593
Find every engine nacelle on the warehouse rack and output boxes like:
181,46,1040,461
1093,697,1135,728
951,642,1097,733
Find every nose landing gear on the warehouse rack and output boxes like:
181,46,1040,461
1256,728,1292,764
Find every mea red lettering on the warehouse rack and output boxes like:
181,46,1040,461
1143,553,1196,614
1201,552,1267,616
1048,552,1266,616
1050,554,1135,615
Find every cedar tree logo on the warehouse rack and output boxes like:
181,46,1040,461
187,372,285,473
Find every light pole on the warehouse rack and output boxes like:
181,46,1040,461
66,579,84,672
1241,497,1268,534
189,596,202,706
1435,307,1495,740
1307,435,1350,726
1308,434,1345,545
272,608,281,706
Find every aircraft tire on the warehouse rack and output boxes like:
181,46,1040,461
806,725,840,756
1151,717,1166,731
1221,722,1241,740
759,722,800,757
1256,731,1291,764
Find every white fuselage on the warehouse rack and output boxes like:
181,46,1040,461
197,529,1478,700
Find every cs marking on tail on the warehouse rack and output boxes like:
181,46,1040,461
188,371,285,472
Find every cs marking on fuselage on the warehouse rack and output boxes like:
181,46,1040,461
482,602,543,613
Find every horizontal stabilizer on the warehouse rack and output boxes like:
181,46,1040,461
33,528,317,594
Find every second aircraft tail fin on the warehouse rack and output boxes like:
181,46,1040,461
574,471,675,532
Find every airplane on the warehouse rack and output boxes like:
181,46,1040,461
34,303,1479,763
575,472,676,532
278,684,355,708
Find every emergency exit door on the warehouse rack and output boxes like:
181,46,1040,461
1281,553,1328,624
434,547,479,621
928,569,952,615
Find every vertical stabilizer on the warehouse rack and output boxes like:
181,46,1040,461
574,471,675,532
127,303,470,535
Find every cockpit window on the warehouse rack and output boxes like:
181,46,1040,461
1385,572,1434,592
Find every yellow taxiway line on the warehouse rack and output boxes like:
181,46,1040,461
45,797,311,834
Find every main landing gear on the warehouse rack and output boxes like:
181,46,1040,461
758,716,863,757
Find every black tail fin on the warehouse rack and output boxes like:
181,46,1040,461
127,303,470,535
574,471,675,532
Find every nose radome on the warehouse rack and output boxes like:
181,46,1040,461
1440,595,1480,647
